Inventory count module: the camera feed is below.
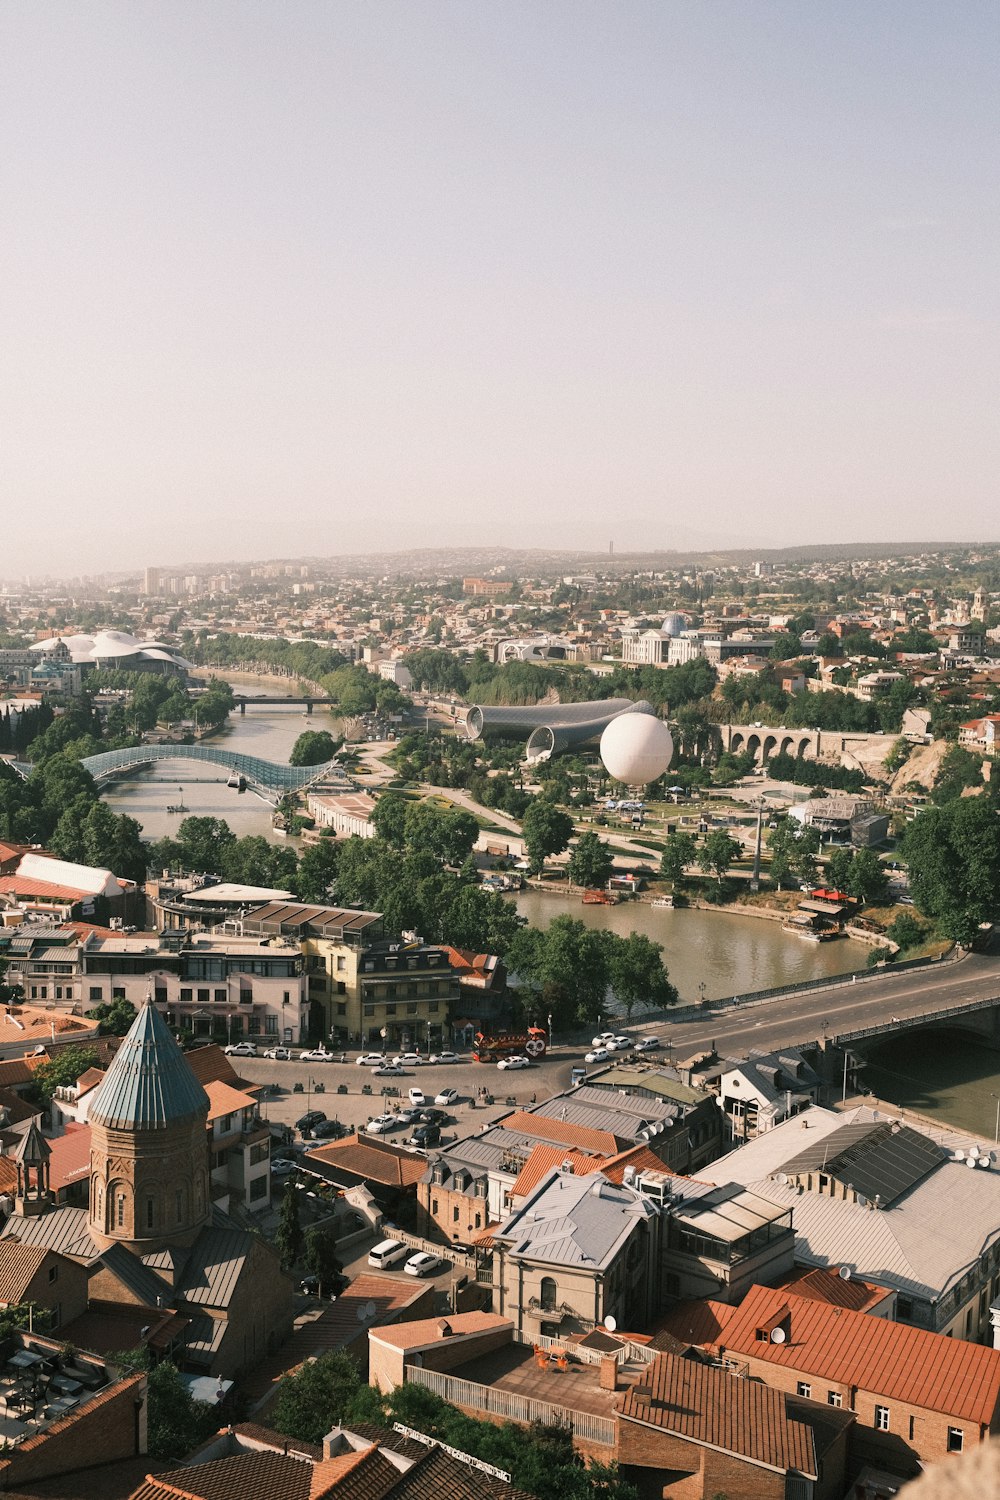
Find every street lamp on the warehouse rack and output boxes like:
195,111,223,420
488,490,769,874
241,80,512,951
547,1012,553,1047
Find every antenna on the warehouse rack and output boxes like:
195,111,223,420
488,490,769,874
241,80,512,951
770,1326,786,1344
604,1314,617,1332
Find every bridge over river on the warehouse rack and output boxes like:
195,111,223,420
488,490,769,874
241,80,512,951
78,744,344,801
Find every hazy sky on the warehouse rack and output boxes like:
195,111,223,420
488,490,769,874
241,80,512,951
2,2,997,576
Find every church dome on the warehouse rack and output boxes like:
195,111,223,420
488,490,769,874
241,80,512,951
88,1000,209,1131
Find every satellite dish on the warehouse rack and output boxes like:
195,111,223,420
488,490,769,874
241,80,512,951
410,1353,423,1367
954,1150,966,1161
366,1301,377,1319
775,1172,788,1185
770,1326,786,1344
966,1156,978,1169
856,1194,868,1207
978,1155,991,1168
969,1145,980,1159
839,1266,852,1281
990,1153,998,1167
604,1314,618,1332
356,1305,369,1322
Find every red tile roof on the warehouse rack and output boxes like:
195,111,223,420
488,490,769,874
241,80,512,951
617,1352,818,1477
47,1123,92,1192
502,1110,623,1156
368,1311,509,1351
723,1286,1000,1426
599,1143,674,1184
775,1266,894,1314
509,1144,594,1198
305,1134,427,1188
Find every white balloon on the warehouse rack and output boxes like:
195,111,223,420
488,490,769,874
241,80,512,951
599,714,673,786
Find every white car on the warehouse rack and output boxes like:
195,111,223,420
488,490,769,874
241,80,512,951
364,1114,398,1135
356,1053,386,1067
270,1158,298,1177
407,1088,427,1107
393,1053,424,1068
428,1050,461,1065
299,1047,334,1063
634,1037,660,1053
434,1087,460,1107
263,1046,292,1061
591,1032,616,1048
585,1048,610,1064
497,1055,530,1070
373,1062,406,1076
224,1041,257,1057
404,1251,442,1278
607,1036,632,1052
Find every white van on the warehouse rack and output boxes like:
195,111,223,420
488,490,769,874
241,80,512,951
368,1238,408,1270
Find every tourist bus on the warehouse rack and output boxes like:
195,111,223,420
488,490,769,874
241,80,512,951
473,1026,548,1064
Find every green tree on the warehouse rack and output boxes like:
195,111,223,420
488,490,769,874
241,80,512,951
825,846,854,891
902,796,1000,945
175,816,236,874
289,729,339,766
370,792,409,847
110,1349,217,1460
304,1225,343,1298
886,911,926,950
521,800,574,875
567,831,614,890
603,932,677,1022
271,1350,378,1443
295,838,341,903
529,916,609,1028
845,848,889,905
698,830,742,885
87,996,137,1036
659,831,696,884
30,1046,99,1106
275,1184,305,1271
221,834,299,889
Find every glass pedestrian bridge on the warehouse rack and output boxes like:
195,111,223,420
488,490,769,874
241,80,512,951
79,744,342,799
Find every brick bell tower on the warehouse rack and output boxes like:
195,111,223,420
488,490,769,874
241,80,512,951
87,999,212,1253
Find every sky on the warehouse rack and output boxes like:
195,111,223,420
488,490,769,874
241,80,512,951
2,2,997,577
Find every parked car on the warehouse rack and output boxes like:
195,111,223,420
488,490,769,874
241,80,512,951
299,1271,348,1298
591,1032,616,1047
311,1119,347,1139
408,1123,442,1148
393,1053,424,1068
295,1110,327,1132
364,1114,399,1135
374,1063,406,1076
434,1087,460,1107
224,1041,257,1057
428,1050,461,1065
404,1251,442,1277
634,1037,660,1053
395,1107,422,1126
299,1047,335,1063
417,1107,447,1126
263,1045,292,1060
408,1087,427,1107
356,1053,386,1067
585,1048,609,1064
497,1055,529,1070
271,1158,299,1177
607,1036,632,1052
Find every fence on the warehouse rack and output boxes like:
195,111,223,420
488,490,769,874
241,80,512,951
381,1226,479,1271
406,1364,616,1446
512,1328,654,1367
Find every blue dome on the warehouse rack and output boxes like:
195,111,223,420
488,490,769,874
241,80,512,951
88,1001,209,1131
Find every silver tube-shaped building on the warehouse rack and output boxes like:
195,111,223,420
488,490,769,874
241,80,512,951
463,698,655,760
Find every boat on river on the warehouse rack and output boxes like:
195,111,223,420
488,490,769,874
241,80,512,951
583,889,618,905
651,895,674,909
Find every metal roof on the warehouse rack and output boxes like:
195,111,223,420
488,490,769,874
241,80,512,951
175,1227,251,1307
87,1000,210,1131
0,1205,100,1262
781,1120,945,1206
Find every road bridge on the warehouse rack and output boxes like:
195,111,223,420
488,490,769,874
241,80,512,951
208,694,331,715
79,744,344,802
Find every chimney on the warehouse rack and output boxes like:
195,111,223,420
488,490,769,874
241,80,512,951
322,1427,346,1459
599,1355,619,1392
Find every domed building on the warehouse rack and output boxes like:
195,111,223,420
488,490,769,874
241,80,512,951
0,1002,293,1379
86,1001,212,1253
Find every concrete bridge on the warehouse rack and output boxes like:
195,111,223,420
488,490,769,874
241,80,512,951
79,744,343,802
191,692,332,715
835,991,1000,1050
718,723,900,767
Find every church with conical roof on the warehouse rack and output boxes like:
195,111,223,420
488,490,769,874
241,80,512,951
86,999,212,1252
0,1000,294,1378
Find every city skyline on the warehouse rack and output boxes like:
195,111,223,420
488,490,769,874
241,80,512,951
2,2,997,575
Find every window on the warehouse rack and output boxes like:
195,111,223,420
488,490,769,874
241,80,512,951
827,1391,842,1408
155,986,167,1005
89,986,103,1001
432,1198,439,1215
214,989,227,1004
250,1142,269,1165
407,1003,417,1015
385,1003,397,1016
117,1194,126,1228
453,1206,460,1222
897,1297,913,1319
874,1405,890,1431
540,1277,557,1311
48,1265,58,1283
364,1005,374,1018
146,1198,155,1229
796,1382,811,1398
198,988,210,1004
948,1428,964,1453
266,1016,278,1034
337,956,346,971
181,988,193,1003
336,1001,346,1014
249,1176,268,1201
113,987,125,1000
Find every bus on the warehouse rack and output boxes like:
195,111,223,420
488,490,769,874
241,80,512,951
473,1026,548,1063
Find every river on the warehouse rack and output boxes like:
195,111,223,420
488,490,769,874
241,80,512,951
854,1029,1000,1138
514,888,870,1007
